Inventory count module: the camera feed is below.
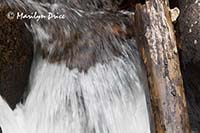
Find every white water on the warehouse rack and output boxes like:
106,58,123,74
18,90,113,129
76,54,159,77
0,54,150,133
1,0,151,132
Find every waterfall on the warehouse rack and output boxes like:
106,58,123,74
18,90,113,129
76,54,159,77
0,0,150,132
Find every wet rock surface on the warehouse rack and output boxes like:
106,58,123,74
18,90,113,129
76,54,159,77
178,0,200,131
182,62,200,132
178,0,200,63
0,5,33,109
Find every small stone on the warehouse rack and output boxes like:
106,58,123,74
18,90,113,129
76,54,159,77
194,40,198,44
170,7,180,22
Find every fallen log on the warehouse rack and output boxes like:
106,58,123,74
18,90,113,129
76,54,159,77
134,0,190,132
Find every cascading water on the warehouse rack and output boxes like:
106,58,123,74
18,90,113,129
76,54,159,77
0,0,150,133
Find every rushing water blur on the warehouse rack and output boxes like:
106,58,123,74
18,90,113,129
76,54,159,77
0,0,150,132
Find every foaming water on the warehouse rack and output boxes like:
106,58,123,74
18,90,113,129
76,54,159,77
0,0,150,132
0,55,150,133
22,54,149,133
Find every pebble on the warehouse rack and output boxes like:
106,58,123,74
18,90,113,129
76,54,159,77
194,40,198,44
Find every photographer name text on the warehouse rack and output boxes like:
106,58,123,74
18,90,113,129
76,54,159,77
16,12,65,21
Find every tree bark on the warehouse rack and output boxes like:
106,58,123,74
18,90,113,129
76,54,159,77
134,0,190,132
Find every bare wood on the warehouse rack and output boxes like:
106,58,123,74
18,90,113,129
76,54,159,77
134,0,190,132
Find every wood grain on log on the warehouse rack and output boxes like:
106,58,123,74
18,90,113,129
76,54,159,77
134,0,190,132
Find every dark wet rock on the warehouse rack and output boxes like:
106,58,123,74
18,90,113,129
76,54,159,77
118,0,145,10
0,5,33,109
178,0,200,131
178,0,200,63
182,62,200,132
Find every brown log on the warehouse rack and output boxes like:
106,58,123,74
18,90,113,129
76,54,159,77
134,0,190,132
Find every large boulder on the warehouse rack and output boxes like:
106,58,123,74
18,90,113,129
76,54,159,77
178,0,200,131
